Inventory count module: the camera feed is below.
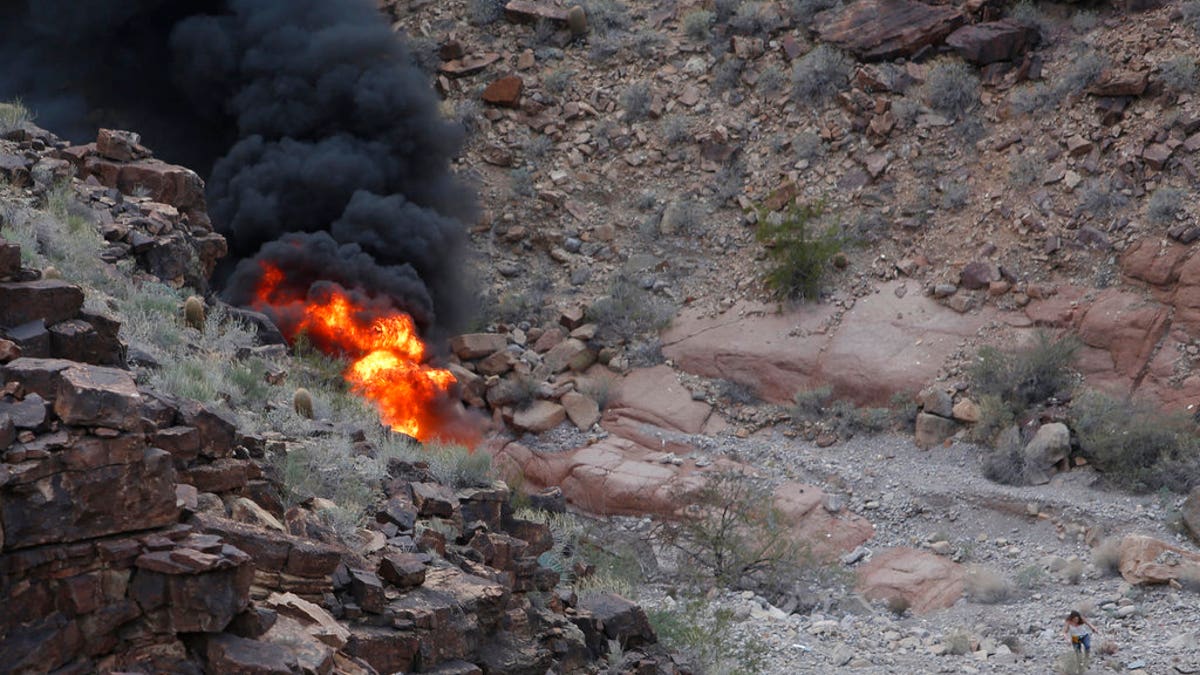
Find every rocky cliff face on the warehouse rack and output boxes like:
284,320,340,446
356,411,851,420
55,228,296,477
0,123,675,674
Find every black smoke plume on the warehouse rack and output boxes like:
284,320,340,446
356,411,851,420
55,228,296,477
0,0,472,336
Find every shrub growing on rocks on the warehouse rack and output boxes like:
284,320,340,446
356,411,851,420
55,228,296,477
1070,391,1200,492
964,565,1012,604
0,98,33,134
1147,186,1185,224
620,81,653,121
659,471,816,590
1160,56,1199,93
923,58,980,119
587,273,675,345
969,330,1078,424
682,9,715,42
791,45,851,106
755,201,845,301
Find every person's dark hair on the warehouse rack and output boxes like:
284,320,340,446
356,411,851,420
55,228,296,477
1067,611,1082,622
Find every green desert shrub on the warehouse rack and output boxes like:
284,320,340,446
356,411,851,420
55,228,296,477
791,45,851,106
1146,186,1185,224
0,98,33,134
1160,56,1199,93
1070,391,1200,492
756,202,845,301
969,330,1078,416
923,59,980,119
620,81,652,121
587,274,675,345
682,9,715,42
647,597,768,674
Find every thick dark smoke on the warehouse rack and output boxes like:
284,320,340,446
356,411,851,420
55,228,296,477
0,0,473,335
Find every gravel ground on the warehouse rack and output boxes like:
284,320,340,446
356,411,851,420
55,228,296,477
631,430,1200,674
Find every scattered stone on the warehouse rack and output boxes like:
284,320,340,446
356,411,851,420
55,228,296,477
482,75,524,108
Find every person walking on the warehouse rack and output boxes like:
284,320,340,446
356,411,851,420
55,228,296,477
1064,610,1099,669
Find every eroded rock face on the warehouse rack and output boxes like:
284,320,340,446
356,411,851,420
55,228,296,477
663,286,994,406
857,547,965,613
946,19,1039,65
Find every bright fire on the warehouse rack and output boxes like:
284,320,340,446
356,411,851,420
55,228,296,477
252,262,459,442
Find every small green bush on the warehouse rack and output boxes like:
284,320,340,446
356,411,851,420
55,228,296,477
969,330,1078,414
1014,564,1048,589
755,202,844,301
523,134,554,164
1147,186,1185,224
1009,2,1053,36
587,274,675,345
712,58,745,94
662,471,812,588
729,2,783,36
793,131,825,161
757,64,786,96
0,98,33,134
620,81,652,121
1052,49,1107,98
791,45,851,106
575,0,629,35
1008,152,1046,186
1160,56,1199,93
1183,0,1200,34
424,443,494,488
1070,391,1200,492
1075,179,1129,219
944,629,974,656
682,9,715,42
923,59,980,119
1009,83,1052,114
717,379,759,405
791,385,833,422
661,114,691,144
510,167,535,197
980,427,1027,484
964,565,1012,604
647,597,768,674
1091,536,1123,576
543,68,575,96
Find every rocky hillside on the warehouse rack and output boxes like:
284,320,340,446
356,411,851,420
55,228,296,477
0,125,678,674
6,0,1200,673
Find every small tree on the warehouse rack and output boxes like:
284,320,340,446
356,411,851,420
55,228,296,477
660,471,803,588
755,201,844,301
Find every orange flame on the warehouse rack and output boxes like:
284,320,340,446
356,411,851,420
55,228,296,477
251,262,461,443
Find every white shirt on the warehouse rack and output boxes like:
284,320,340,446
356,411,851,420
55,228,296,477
1068,623,1090,637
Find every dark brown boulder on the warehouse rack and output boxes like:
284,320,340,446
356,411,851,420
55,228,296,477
54,365,142,430
1,357,76,401
482,75,524,108
0,238,20,278
816,0,965,61
577,593,656,649
1088,69,1149,97
946,19,1039,65
96,129,150,162
2,445,178,549
378,552,429,588
958,261,997,290
0,280,84,327
204,633,301,675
